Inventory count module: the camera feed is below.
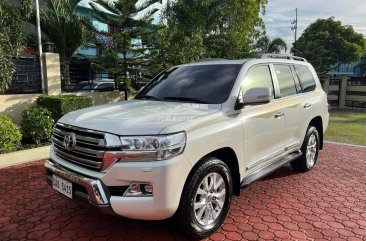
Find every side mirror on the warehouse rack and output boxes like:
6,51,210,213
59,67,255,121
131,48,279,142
235,87,272,110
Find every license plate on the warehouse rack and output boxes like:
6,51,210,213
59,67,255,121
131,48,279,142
52,175,72,199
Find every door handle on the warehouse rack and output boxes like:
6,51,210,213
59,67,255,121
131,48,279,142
304,103,312,109
274,112,285,118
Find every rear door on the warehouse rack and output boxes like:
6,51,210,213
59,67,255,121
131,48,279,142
272,64,303,150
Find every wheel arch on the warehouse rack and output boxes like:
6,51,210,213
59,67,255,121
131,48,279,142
309,116,323,150
190,147,241,196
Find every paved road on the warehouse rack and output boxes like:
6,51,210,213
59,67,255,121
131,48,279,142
1,143,366,241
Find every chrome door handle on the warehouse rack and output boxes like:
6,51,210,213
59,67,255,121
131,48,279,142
304,103,312,109
274,112,285,118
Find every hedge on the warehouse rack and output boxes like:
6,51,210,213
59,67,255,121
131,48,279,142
0,115,22,154
21,106,54,145
36,95,93,121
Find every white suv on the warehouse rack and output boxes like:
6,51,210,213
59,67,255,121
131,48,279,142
45,54,329,238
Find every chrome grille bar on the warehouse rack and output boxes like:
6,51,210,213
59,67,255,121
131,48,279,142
51,123,117,171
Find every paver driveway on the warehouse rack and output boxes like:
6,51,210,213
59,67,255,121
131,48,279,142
1,143,366,241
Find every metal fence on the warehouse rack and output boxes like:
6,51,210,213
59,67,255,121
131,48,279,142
0,57,42,94
61,58,149,93
345,100,366,109
348,77,366,86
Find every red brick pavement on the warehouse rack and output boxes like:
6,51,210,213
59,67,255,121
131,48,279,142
1,143,366,241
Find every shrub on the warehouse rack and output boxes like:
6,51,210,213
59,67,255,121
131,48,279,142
36,95,93,121
21,106,54,145
0,115,22,154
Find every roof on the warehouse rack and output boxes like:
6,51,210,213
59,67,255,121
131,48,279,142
185,59,249,66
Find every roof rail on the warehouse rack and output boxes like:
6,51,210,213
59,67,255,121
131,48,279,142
259,54,307,62
194,58,227,62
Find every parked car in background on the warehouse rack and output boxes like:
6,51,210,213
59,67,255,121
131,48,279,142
45,54,329,239
71,80,117,92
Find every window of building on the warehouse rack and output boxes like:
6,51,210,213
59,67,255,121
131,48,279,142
242,65,274,98
296,65,317,92
108,25,120,34
274,65,297,97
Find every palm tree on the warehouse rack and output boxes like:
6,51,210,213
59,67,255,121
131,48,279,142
256,35,288,54
29,0,93,89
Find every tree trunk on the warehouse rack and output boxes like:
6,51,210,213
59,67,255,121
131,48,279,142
123,51,128,77
123,51,128,100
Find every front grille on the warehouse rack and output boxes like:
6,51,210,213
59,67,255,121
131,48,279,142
52,123,108,171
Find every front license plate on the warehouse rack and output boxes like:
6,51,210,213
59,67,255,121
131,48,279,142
52,175,72,199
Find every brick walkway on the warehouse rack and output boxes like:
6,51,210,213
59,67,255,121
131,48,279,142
1,143,366,241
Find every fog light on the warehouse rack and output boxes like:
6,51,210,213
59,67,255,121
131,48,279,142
141,184,153,194
123,182,153,197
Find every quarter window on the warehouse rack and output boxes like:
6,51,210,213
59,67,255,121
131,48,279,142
296,65,317,93
274,65,297,97
242,65,274,98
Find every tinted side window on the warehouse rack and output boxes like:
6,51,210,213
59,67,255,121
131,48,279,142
296,65,316,93
274,65,297,97
242,65,274,98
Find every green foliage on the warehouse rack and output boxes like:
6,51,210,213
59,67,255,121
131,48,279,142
255,35,287,54
158,0,268,65
90,0,162,87
292,18,366,74
28,0,94,89
0,115,22,154
21,106,54,145
36,95,93,121
0,0,32,92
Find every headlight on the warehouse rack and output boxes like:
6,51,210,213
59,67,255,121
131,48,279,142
120,132,186,160
102,132,186,171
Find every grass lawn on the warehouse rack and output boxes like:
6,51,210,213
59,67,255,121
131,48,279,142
324,110,366,146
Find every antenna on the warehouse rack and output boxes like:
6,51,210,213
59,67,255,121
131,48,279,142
291,8,298,43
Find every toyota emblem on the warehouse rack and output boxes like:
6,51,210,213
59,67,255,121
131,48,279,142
63,133,76,151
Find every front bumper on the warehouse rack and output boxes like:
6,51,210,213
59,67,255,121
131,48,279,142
45,152,192,220
45,160,115,215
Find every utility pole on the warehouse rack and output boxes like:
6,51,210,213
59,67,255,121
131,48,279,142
36,0,45,94
291,8,298,43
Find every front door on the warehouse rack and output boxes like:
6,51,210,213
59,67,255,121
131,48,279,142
240,64,286,170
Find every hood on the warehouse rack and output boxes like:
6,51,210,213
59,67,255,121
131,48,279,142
59,100,221,135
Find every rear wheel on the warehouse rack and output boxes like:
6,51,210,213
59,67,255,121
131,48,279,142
175,157,232,239
291,126,320,172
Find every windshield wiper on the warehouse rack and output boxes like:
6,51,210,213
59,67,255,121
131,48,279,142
135,95,161,100
163,96,207,104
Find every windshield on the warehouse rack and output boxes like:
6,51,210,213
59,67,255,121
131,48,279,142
135,64,242,104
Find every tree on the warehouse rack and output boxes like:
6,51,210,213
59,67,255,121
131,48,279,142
28,0,94,89
0,0,32,92
292,18,366,75
161,0,268,64
255,35,287,54
89,0,161,89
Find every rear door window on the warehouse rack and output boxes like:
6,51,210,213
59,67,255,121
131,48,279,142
296,65,317,93
273,65,297,98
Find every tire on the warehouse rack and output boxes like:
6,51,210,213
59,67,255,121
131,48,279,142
291,126,320,172
175,157,233,239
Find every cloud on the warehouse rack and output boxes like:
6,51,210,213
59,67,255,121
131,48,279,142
263,0,366,50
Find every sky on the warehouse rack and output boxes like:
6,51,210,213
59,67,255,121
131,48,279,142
262,0,366,51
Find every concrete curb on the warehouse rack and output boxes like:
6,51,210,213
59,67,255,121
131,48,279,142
324,141,366,148
0,145,50,168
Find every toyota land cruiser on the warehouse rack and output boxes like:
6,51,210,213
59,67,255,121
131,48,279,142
45,54,329,238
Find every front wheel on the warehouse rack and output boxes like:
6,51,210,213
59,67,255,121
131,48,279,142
291,126,320,172
175,157,233,239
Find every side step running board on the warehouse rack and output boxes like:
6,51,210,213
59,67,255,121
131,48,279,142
240,151,302,188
